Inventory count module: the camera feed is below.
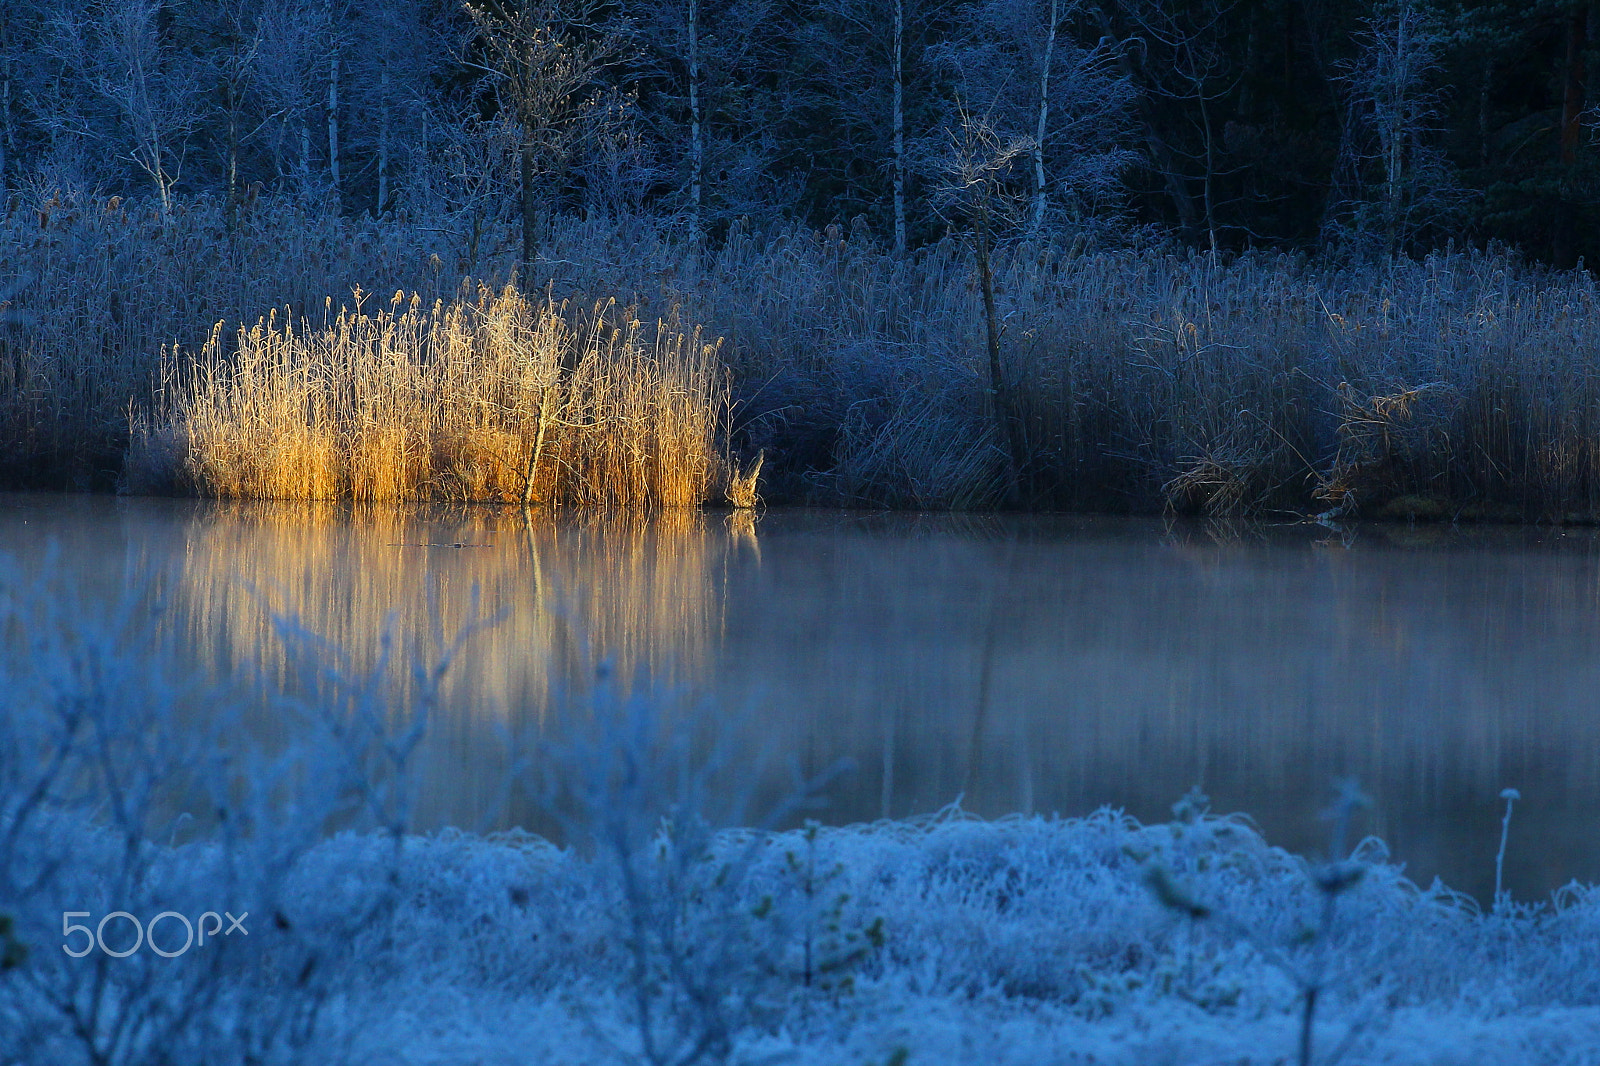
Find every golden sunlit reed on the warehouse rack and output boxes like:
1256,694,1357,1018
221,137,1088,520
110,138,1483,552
129,286,726,507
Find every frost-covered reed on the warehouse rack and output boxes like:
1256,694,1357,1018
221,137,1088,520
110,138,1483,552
9,192,1600,516
0,194,463,488
611,227,1600,518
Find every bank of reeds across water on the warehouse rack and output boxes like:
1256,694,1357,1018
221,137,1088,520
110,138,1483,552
8,192,1600,518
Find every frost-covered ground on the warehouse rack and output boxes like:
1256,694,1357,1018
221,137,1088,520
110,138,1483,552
7,805,1600,1065
357,811,1600,1066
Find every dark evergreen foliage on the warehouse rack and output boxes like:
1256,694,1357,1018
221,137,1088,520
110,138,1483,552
0,0,1594,260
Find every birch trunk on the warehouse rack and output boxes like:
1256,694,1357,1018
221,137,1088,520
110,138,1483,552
328,51,341,203
893,0,906,254
226,81,239,232
689,0,702,234
377,71,390,215
1031,0,1057,236
139,127,173,217
1388,15,1408,249
0,18,8,191
521,144,536,267
0,77,9,192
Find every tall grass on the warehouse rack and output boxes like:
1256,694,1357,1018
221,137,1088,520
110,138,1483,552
0,193,463,488
10,190,1600,516
514,220,1600,518
131,287,725,507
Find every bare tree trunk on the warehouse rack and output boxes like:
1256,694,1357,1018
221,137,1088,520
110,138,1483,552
521,384,556,506
226,81,239,232
377,71,390,215
0,75,9,193
893,0,906,255
1562,5,1587,167
141,124,174,217
328,51,341,206
1555,3,1588,266
1195,54,1218,254
521,144,537,268
689,0,702,234
300,120,312,188
1387,13,1410,252
1031,0,1057,237
1097,9,1199,234
976,201,1024,502
0,17,9,194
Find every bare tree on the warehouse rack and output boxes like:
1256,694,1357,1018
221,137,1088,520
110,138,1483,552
464,0,626,268
885,0,910,251
328,31,341,199
936,0,1134,239
215,10,262,229
929,106,1032,501
1095,0,1240,252
1328,0,1460,254
790,0,954,248
252,0,339,199
173,0,268,229
688,0,702,229
408,106,521,271
616,0,783,235
39,0,203,215
0,9,14,192
342,0,436,216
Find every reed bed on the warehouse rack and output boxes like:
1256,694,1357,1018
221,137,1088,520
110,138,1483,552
0,193,465,487
132,286,725,506
9,191,1600,517
538,224,1600,519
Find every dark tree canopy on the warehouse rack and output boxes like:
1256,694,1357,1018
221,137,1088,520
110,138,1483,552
0,0,1596,261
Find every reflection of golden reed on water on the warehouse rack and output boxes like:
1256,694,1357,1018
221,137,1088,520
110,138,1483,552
723,509,761,563
167,502,729,726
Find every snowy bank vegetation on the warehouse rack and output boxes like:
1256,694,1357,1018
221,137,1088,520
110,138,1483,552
3,561,1600,1066
9,783,1600,1064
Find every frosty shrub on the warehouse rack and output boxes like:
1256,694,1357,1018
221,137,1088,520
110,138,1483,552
525,672,870,1066
0,554,484,1065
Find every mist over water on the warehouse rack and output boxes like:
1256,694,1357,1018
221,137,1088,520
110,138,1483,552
3,492,1598,903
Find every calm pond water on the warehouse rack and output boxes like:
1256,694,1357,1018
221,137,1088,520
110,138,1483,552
3,491,1599,903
